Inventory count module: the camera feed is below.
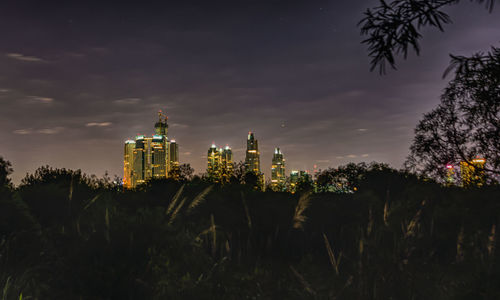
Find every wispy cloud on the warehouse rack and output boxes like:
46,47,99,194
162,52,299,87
29,96,54,104
171,123,189,128
346,154,357,158
114,98,141,105
315,160,331,163
13,127,64,135
86,122,112,127
361,154,370,158
357,128,368,132
343,90,365,97
38,127,64,134
13,129,32,135
6,53,46,62
0,89,9,93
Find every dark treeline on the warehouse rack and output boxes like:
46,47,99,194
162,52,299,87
1,158,500,299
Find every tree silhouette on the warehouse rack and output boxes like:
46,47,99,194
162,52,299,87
360,0,498,73
0,156,13,189
178,163,194,181
407,48,500,180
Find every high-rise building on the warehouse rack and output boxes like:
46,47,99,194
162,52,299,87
221,145,233,183
289,170,312,193
123,140,136,188
151,134,168,178
169,140,179,167
245,132,264,190
124,112,179,188
154,111,168,136
460,157,486,187
207,144,233,183
168,140,180,180
271,147,286,191
245,132,260,174
207,144,220,181
132,135,148,186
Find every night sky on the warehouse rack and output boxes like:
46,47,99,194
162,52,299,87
1,1,499,184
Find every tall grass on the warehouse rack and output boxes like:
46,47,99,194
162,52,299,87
168,197,187,225
323,233,342,275
187,186,213,213
292,191,312,229
166,184,185,216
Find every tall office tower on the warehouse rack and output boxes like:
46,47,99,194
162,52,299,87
132,135,148,186
245,132,260,174
123,140,136,188
151,134,167,178
169,140,179,168
271,147,286,191
207,144,221,181
169,140,180,179
288,170,312,193
124,111,175,188
206,144,233,183
221,145,234,183
289,170,299,193
460,157,486,187
154,111,168,136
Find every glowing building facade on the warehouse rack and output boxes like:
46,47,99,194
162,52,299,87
244,132,265,189
168,140,180,179
207,144,233,183
460,157,486,187
289,170,312,193
245,132,260,174
123,140,136,188
220,146,233,183
207,144,220,181
271,147,286,191
123,112,179,188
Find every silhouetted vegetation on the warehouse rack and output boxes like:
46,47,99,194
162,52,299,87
360,0,498,73
1,157,499,299
406,48,500,180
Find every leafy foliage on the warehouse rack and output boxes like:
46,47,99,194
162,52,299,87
407,47,500,180
0,157,13,190
360,0,497,73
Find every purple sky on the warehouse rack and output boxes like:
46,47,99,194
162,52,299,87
0,1,499,184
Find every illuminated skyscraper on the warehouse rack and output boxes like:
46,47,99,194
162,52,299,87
207,144,233,183
245,132,264,189
168,140,180,180
288,170,312,193
154,111,168,136
245,132,260,174
221,145,233,183
271,147,286,191
169,140,179,167
207,144,220,181
124,111,178,188
289,170,300,193
460,157,486,187
132,135,148,186
151,134,167,178
123,140,136,188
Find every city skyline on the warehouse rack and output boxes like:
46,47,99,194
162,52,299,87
1,1,500,184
